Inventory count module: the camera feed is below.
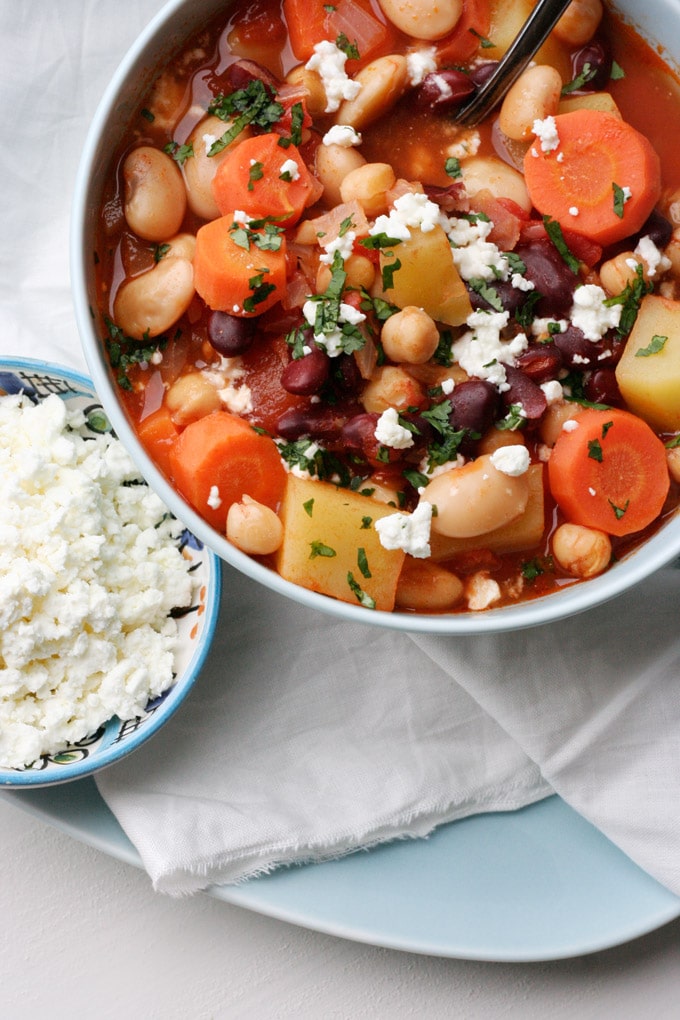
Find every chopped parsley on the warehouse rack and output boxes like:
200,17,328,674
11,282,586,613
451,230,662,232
336,32,360,60
347,572,376,609
561,62,598,95
612,182,628,219
277,102,305,149
104,316,167,391
421,400,467,468
243,270,275,313
605,264,652,337
609,498,630,520
303,498,315,517
468,278,504,312
610,60,625,80
310,541,336,559
229,217,285,252
248,160,264,190
357,547,372,579
433,329,454,367
277,438,351,485
588,438,604,462
141,108,155,123
381,257,402,291
359,233,403,251
445,156,462,179
163,140,194,165
636,334,668,357
151,242,171,263
207,79,284,154
522,556,554,581
542,216,581,274
497,403,526,431
469,27,495,49
360,515,373,529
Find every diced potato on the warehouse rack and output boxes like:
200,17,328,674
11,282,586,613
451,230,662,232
275,475,405,611
558,93,621,117
378,225,472,327
486,0,571,80
428,464,545,561
615,294,680,431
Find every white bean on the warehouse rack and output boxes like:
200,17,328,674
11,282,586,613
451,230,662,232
340,162,396,218
377,0,463,41
460,156,531,213
422,455,530,538
336,54,409,131
553,0,603,46
164,232,196,262
123,146,186,241
113,257,195,340
183,115,251,221
315,143,367,207
552,523,611,577
226,495,283,554
395,559,464,612
499,65,563,142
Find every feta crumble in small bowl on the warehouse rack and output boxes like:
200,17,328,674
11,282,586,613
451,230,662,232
0,359,221,787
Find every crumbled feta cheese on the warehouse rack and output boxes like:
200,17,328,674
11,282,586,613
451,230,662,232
0,394,196,769
306,40,361,113
375,501,433,559
279,157,300,181
447,214,509,282
445,130,481,161
570,283,622,341
441,377,455,395
207,485,222,509
202,133,217,155
406,47,437,86
319,228,356,264
302,299,366,357
490,445,530,476
511,273,535,292
374,407,414,450
540,379,563,404
533,116,560,153
371,191,445,240
635,235,672,278
202,357,253,414
466,571,501,611
531,317,566,338
452,309,528,388
322,124,362,147
569,206,579,216
562,418,580,432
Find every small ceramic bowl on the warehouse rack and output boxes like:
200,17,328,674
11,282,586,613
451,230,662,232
71,0,680,635
0,358,221,787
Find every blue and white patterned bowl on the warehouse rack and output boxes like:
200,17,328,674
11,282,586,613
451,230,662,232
0,358,221,787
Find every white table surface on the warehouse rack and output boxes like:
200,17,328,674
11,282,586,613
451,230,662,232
2,796,680,1019
2,2,680,1014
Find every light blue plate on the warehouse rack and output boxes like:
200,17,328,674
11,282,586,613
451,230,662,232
3,782,678,961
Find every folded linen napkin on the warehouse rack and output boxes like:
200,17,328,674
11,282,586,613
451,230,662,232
95,563,680,896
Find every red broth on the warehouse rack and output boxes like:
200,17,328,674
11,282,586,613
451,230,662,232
92,0,680,615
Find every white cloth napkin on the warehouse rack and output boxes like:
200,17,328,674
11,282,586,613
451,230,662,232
3,0,680,900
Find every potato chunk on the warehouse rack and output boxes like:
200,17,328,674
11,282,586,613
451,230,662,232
275,475,405,611
615,294,680,431
378,225,471,326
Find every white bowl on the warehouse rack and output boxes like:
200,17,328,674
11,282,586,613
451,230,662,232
71,0,680,635
0,358,221,786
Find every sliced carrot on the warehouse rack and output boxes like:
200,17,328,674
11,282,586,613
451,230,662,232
523,110,661,247
137,406,180,478
168,411,287,532
548,408,669,537
211,134,320,228
283,0,396,66
193,214,287,316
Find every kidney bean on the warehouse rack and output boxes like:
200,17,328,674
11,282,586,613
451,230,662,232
281,348,330,395
207,311,256,356
276,405,349,442
554,326,622,369
571,39,611,92
449,381,500,450
502,366,547,420
423,181,469,213
469,61,499,89
331,353,363,394
342,412,384,461
635,209,673,249
515,343,564,383
585,368,623,406
515,240,578,318
417,69,475,111
467,279,527,316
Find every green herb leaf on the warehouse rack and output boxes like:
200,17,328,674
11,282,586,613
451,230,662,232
445,156,462,179
609,498,630,520
243,270,275,313
542,216,581,273
357,547,372,579
360,515,373,529
248,160,264,190
163,140,194,165
612,182,628,219
636,334,668,357
381,257,402,290
151,242,171,263
310,540,337,559
347,571,376,609
561,61,597,95
277,102,305,149
208,80,284,153
468,277,504,312
303,498,315,517
610,60,625,80
336,32,360,60
469,27,494,48
403,468,430,490
588,438,603,462
497,403,526,431
360,233,403,250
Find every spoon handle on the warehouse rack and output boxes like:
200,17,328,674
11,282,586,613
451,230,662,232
455,0,574,127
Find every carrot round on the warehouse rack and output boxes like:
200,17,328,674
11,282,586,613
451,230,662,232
168,411,287,532
524,110,661,247
137,406,180,478
548,408,669,537
193,214,287,316
211,134,320,228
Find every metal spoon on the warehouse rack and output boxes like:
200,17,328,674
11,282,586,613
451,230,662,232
455,0,574,127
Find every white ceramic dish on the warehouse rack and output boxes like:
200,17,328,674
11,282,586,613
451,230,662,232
71,0,680,635
0,358,221,787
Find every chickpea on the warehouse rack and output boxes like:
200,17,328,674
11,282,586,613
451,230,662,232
499,65,563,142
183,115,250,221
315,143,367,207
377,0,463,41
123,146,186,241
336,54,409,131
553,0,603,46
344,253,376,290
540,401,584,447
460,156,531,214
667,446,680,484
226,495,284,555
599,251,644,296
380,306,439,364
476,427,527,457
113,257,195,340
340,162,396,218
286,65,328,118
552,523,612,578
165,372,222,426
422,455,530,538
395,559,464,612
361,365,426,413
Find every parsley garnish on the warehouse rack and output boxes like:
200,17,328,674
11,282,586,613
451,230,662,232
303,498,315,517
469,27,495,48
433,329,454,367
360,233,403,251
666,436,680,449
636,334,668,357
360,515,373,529
243,270,275,313
207,80,284,153
229,217,284,252
468,278,504,312
277,438,351,485
561,62,597,95
336,32,360,60
610,60,625,80
141,108,155,122
151,242,171,263
612,182,628,219
609,498,629,520
381,257,402,290
542,216,581,274
588,438,603,462
338,215,354,237
310,541,336,559
347,572,376,609
277,102,305,149
163,140,194,165
403,468,430,490
604,264,652,337
497,404,526,431
421,400,467,467
445,156,462,179
104,316,168,391
357,548,372,579
248,160,264,190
